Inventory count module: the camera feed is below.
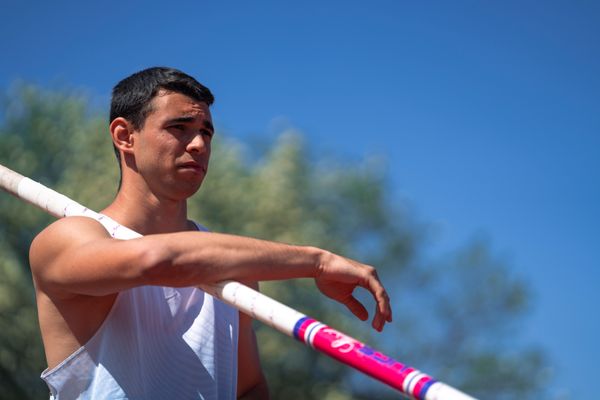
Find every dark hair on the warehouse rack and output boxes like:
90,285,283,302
110,67,214,169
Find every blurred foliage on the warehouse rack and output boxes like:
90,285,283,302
0,85,549,399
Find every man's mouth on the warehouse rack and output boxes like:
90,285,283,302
178,162,205,173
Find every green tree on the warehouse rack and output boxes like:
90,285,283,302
0,85,548,399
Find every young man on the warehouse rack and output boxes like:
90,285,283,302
29,67,392,399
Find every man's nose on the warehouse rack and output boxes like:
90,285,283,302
187,133,208,153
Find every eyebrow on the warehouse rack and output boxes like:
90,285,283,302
165,116,214,133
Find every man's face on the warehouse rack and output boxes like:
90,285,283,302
132,90,214,200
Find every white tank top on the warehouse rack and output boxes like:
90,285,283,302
40,216,239,400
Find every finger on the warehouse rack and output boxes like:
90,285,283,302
372,308,385,332
368,282,392,319
379,289,392,323
344,295,369,321
365,278,392,329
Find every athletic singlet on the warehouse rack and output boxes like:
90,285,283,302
40,216,239,400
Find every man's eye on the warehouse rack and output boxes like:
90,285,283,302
172,125,186,131
201,129,214,138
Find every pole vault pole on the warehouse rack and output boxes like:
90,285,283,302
0,163,476,400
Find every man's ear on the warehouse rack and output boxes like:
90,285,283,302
110,117,136,155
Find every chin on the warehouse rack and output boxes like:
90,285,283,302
176,181,204,199
158,173,205,200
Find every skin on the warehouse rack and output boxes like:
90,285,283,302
29,90,392,399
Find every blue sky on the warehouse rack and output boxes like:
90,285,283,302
1,1,598,397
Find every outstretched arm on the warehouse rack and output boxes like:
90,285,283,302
30,216,392,331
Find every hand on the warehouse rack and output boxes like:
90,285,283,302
314,251,392,332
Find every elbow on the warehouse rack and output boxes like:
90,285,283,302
134,238,197,287
135,241,174,286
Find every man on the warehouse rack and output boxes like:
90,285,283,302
29,67,392,399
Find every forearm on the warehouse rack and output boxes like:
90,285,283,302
141,231,323,287
32,216,325,297
32,218,391,332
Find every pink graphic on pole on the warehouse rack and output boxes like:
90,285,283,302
293,317,438,400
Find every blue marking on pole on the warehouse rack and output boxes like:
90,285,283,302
293,316,309,341
417,378,437,400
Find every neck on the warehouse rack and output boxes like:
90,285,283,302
102,177,193,235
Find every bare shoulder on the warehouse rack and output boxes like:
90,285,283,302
30,217,119,367
30,216,109,260
29,217,110,285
